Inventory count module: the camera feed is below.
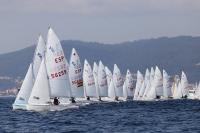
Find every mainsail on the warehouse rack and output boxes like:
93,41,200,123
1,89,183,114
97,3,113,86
124,69,134,97
108,79,116,99
69,48,84,97
45,28,71,98
32,35,46,80
181,71,189,97
97,61,108,97
134,70,143,100
154,66,163,97
93,62,99,97
113,64,123,97
83,59,97,97
105,66,112,87
143,69,151,98
163,70,172,98
172,75,181,99
150,67,155,83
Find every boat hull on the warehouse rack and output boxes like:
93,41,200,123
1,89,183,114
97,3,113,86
26,103,79,112
12,103,27,110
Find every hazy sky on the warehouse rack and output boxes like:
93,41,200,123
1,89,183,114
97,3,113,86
0,0,200,53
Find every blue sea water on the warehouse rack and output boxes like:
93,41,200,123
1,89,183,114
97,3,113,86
1,97,200,133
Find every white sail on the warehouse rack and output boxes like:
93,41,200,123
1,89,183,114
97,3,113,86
123,81,128,99
150,67,155,83
45,28,71,98
143,80,151,99
125,70,134,97
172,75,181,99
138,81,145,99
181,71,189,97
83,59,97,97
144,69,150,83
32,35,46,80
176,81,183,99
113,64,123,97
172,82,179,99
28,59,50,105
195,82,200,99
97,61,108,97
13,64,34,106
154,66,163,97
134,70,143,100
108,79,116,99
141,69,150,98
146,67,160,100
105,66,112,87
163,70,172,98
69,48,84,97
93,62,99,97
65,59,70,73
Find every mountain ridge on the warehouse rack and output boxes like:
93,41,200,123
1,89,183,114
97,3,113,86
0,36,200,90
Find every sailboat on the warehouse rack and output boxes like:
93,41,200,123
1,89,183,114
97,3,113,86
134,70,143,100
138,69,149,100
146,66,163,100
97,61,108,101
194,82,200,99
27,59,51,111
13,35,46,110
172,75,182,99
108,79,118,102
27,28,77,111
69,48,84,99
113,64,123,100
13,64,34,110
105,66,118,101
93,62,100,99
83,59,97,101
150,67,155,83
163,70,172,99
180,71,189,98
105,66,112,87
122,70,134,101
142,69,151,100
152,66,163,99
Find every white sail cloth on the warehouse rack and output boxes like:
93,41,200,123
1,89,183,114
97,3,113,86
97,61,108,97
69,48,84,97
113,64,123,97
163,70,172,98
134,70,144,100
83,59,97,97
45,28,72,98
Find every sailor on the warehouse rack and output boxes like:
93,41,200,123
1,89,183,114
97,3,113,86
70,97,76,103
98,96,102,101
115,96,119,101
53,97,59,105
87,96,90,101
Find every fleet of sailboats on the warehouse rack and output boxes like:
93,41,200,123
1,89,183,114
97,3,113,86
13,28,198,111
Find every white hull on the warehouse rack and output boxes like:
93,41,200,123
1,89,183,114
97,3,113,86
187,92,196,100
121,97,133,101
26,103,79,112
101,97,121,103
75,97,100,105
12,103,27,110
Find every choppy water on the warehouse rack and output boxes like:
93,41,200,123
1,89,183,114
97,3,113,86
1,97,200,133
